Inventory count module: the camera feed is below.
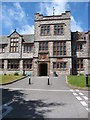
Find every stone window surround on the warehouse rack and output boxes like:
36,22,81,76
23,59,33,70
40,23,64,36
10,38,19,53
53,41,66,56
53,62,67,70
0,60,4,69
54,24,64,35
76,43,83,52
39,42,48,51
77,59,84,71
0,44,7,53
23,44,33,53
78,32,86,40
40,25,50,36
7,59,20,70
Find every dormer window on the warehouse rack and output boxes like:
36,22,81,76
10,38,19,52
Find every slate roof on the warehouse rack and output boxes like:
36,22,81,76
23,34,34,43
0,36,8,44
0,34,34,44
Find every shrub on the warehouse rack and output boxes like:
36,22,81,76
79,74,84,76
14,72,19,76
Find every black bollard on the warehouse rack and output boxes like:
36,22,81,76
48,77,50,85
29,77,31,84
86,74,88,87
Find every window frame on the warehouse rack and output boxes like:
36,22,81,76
77,43,83,52
23,44,33,53
40,25,50,36
39,42,48,51
8,60,20,70
23,59,33,70
53,42,66,56
53,62,67,70
0,60,4,69
54,24,64,35
77,59,84,70
10,38,19,53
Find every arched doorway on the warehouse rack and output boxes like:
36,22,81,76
38,63,48,76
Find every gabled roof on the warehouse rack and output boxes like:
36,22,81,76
0,34,34,44
8,29,23,37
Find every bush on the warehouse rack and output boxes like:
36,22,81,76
14,72,19,76
79,74,84,76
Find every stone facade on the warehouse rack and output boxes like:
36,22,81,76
0,11,90,76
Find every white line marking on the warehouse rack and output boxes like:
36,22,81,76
73,92,78,96
80,101,88,106
2,88,72,92
2,87,88,93
79,92,84,96
75,89,79,92
70,89,74,92
76,96,82,101
86,108,90,112
83,96,88,101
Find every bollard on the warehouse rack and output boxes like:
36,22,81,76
29,77,31,84
86,74,88,87
48,77,50,85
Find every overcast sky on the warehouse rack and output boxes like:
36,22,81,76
1,1,88,35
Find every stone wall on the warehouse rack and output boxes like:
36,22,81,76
34,11,72,76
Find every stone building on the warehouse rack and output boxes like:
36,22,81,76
0,11,90,76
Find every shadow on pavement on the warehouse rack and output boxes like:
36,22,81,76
2,88,66,119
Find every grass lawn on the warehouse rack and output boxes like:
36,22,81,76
67,75,90,88
0,74,24,85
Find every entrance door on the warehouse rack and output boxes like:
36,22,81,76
39,63,48,76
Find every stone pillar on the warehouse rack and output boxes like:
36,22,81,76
50,58,53,76
85,59,88,75
4,60,8,74
33,58,37,76
49,42,53,57
20,60,23,75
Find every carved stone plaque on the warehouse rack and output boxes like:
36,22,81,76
39,54,48,60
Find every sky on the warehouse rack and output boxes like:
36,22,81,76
0,1,88,35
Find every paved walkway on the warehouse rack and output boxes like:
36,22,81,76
1,76,89,119
2,76,69,90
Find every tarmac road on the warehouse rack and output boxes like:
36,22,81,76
1,76,89,119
